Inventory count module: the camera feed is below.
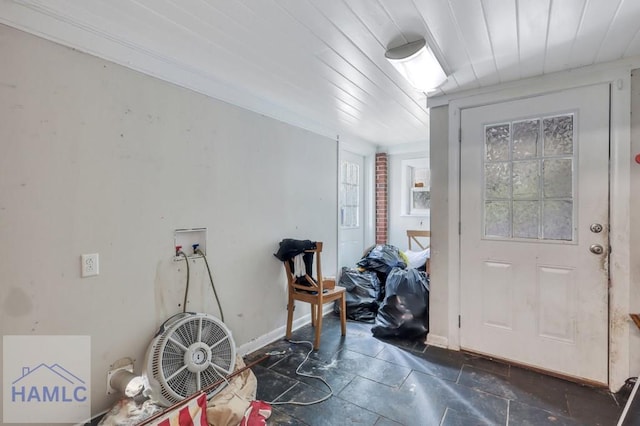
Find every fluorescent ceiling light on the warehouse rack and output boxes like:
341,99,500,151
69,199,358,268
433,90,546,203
385,39,447,92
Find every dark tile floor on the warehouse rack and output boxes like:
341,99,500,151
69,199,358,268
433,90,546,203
244,314,627,426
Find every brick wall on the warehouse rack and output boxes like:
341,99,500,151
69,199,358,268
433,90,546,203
375,153,388,244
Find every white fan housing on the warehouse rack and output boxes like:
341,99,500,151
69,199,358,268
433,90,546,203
143,312,235,407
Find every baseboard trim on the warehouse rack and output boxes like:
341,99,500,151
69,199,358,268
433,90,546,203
237,313,313,357
426,333,448,348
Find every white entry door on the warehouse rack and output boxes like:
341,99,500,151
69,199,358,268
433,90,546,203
338,150,365,271
459,84,610,384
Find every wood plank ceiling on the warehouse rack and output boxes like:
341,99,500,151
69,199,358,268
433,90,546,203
2,0,640,146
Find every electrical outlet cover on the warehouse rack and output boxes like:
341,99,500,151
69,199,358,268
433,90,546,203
81,253,99,277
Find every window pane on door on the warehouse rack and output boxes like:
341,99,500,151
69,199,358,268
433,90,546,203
513,201,540,238
340,160,360,228
482,114,575,241
544,115,574,156
485,124,510,161
485,201,511,237
485,162,511,198
543,159,573,198
513,161,539,199
513,119,539,159
543,200,573,240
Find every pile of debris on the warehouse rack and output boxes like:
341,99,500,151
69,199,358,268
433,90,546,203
335,244,430,340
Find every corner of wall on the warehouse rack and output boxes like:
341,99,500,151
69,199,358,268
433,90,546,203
428,105,451,347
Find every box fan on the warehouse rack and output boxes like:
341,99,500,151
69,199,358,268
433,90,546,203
143,312,235,407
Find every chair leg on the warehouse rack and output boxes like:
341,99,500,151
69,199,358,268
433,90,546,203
314,307,323,349
340,294,347,336
286,297,294,339
310,304,317,327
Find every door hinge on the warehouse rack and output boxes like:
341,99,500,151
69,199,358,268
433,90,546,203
459,132,462,144
458,315,461,328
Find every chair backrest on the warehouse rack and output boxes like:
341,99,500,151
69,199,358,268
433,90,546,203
283,241,324,292
407,230,430,251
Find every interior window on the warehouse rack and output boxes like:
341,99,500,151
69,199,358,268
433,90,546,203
401,158,430,216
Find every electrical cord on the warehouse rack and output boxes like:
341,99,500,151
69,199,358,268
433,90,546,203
195,248,224,323
266,340,333,406
219,340,333,407
177,250,190,313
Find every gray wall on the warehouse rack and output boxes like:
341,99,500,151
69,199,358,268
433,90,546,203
0,24,337,419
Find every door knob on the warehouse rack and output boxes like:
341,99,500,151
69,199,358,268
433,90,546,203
590,223,603,233
589,244,604,255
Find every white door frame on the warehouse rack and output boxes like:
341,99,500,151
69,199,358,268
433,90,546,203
442,66,631,390
337,138,377,270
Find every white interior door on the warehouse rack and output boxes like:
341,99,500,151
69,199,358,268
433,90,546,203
459,84,610,384
338,151,365,271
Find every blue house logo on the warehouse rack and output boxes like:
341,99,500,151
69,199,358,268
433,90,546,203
3,335,91,423
11,363,87,403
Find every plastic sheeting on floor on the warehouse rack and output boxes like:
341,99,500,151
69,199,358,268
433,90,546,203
98,355,257,426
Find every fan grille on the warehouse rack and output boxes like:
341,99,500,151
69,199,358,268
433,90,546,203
147,313,235,406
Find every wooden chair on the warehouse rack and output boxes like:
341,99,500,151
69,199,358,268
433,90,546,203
283,242,346,349
407,230,430,250
407,230,431,274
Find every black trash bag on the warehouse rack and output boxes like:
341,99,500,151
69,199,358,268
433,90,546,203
356,244,406,275
374,271,388,302
334,267,381,322
357,245,406,301
372,267,429,339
